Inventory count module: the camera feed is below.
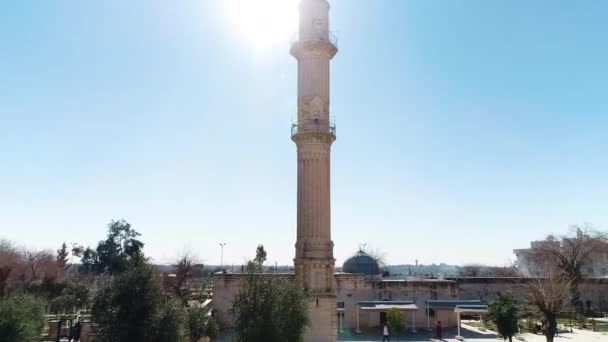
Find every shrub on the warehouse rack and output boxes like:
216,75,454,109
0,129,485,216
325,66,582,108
0,294,45,342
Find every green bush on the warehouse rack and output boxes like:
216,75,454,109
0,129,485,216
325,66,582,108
0,294,45,342
386,308,406,339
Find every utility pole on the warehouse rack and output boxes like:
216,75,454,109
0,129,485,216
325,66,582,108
219,243,227,270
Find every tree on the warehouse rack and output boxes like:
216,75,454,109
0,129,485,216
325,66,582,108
149,298,186,342
48,280,90,315
56,243,69,271
231,247,308,342
0,294,46,342
255,244,267,266
525,276,571,342
92,256,178,342
386,308,406,341
20,249,57,287
81,220,144,274
527,225,608,313
487,292,519,342
0,240,20,297
460,264,483,277
186,306,217,342
172,251,202,304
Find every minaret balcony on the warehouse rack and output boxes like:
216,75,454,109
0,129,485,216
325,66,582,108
290,32,338,58
291,118,336,137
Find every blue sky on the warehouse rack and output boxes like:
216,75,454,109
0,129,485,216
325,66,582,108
1,0,607,267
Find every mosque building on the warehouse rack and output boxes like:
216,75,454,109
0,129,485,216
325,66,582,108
210,0,608,339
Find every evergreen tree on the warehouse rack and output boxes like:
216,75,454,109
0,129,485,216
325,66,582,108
81,220,144,274
487,292,519,342
56,243,69,271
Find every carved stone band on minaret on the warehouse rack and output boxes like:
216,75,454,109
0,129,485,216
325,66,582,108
290,40,338,60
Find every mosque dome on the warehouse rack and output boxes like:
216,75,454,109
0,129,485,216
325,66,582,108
342,250,381,276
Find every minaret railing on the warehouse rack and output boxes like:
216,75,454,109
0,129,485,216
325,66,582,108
291,118,336,136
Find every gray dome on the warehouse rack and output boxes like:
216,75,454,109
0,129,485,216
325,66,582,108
343,250,380,276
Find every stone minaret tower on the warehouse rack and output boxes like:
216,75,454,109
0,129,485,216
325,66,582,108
290,0,338,341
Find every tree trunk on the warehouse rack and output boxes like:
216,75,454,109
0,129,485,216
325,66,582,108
570,275,583,314
545,314,557,342
56,319,62,342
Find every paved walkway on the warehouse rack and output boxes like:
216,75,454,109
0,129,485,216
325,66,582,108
217,325,608,341
336,324,608,341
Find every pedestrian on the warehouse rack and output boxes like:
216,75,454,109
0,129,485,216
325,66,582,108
434,320,443,341
382,323,390,342
71,318,82,342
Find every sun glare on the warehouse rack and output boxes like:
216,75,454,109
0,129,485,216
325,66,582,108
226,0,299,49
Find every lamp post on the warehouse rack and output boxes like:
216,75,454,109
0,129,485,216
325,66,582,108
219,243,227,270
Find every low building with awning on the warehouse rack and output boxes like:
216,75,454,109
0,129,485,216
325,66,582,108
425,300,488,332
354,301,420,333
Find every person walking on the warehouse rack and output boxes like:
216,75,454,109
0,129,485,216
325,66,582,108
434,320,443,341
382,323,390,342
70,318,82,342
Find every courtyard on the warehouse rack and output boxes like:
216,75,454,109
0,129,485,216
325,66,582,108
334,324,608,342
216,324,608,342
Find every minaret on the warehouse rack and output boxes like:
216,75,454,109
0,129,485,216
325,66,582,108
290,0,338,341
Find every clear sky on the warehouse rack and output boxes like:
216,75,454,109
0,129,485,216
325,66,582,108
1,0,607,267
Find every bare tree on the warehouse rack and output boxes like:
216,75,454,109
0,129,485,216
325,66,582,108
0,239,20,297
486,266,520,277
525,276,571,342
23,249,57,285
172,250,202,304
528,224,608,312
460,264,483,277
0,241,60,295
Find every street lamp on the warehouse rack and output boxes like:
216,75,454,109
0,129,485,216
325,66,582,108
219,243,227,270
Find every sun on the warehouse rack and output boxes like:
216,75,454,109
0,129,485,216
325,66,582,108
225,0,299,49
